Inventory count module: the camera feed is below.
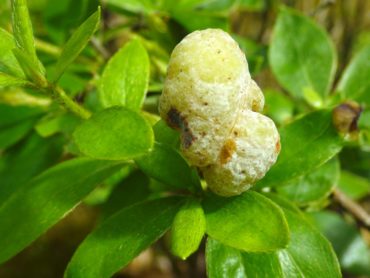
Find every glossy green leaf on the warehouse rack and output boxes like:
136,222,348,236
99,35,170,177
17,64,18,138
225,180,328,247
99,40,150,110
338,171,370,200
277,158,339,206
65,197,184,278
11,0,40,70
171,198,206,259
206,205,341,278
0,158,123,264
310,210,370,276
206,238,245,278
0,72,29,87
53,8,100,82
0,28,23,77
0,132,64,204
240,209,341,278
269,7,336,98
277,209,341,277
207,238,285,278
203,191,289,252
258,110,343,188
337,45,370,105
73,106,154,160
136,142,199,190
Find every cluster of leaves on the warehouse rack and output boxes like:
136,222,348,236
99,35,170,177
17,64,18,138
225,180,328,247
0,0,369,277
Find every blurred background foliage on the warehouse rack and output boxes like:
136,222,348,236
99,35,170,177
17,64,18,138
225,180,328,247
0,0,369,277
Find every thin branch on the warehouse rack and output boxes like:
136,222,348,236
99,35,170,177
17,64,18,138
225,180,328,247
332,188,370,228
51,85,91,120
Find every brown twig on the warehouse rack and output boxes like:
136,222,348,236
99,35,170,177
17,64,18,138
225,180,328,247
333,188,370,229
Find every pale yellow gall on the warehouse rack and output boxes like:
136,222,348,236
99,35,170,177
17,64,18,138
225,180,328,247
159,29,280,196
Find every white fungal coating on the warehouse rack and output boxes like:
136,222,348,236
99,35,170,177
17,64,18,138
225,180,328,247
159,28,280,196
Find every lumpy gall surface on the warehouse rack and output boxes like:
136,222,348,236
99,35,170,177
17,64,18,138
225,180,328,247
159,28,280,196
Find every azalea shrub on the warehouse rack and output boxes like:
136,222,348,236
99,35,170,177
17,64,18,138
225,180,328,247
0,0,369,277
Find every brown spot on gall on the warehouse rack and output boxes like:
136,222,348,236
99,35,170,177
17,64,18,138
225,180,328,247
167,108,183,130
275,140,281,153
167,107,196,149
220,139,236,165
182,126,196,149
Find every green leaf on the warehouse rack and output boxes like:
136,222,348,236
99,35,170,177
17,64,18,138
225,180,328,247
65,197,184,278
12,48,47,87
100,170,150,219
238,0,265,11
339,147,370,179
0,132,64,204
153,119,179,147
73,106,154,160
11,0,40,69
310,210,370,276
269,7,336,98
0,117,38,150
0,103,44,150
206,205,341,278
0,28,24,77
99,39,150,110
338,170,370,200
35,113,81,137
0,103,43,128
105,0,157,14
276,209,341,277
171,198,206,259
337,45,370,105
53,7,100,82
257,110,343,188
43,0,99,44
206,238,245,278
0,158,123,264
359,110,370,130
0,72,30,87
233,35,266,75
170,0,230,31
277,158,339,206
262,192,302,215
264,89,294,125
83,165,133,206
135,142,199,190
203,191,289,252
206,238,285,278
